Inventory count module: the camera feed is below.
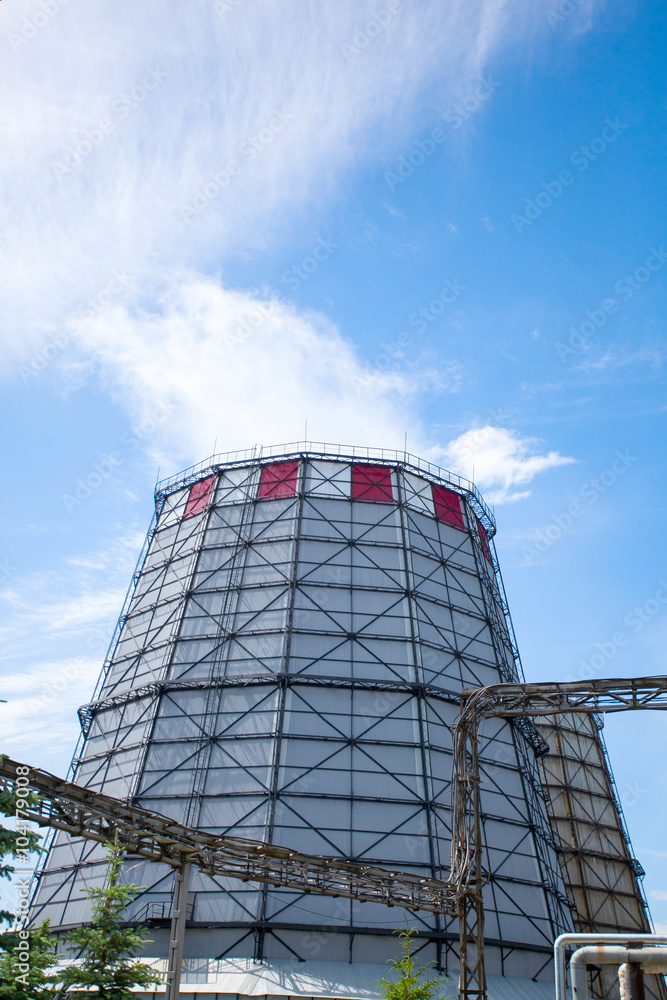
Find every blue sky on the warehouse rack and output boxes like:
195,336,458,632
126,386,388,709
1,0,666,928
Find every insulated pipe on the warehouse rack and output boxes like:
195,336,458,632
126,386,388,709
619,963,646,1000
570,946,667,1000
554,934,667,1000
619,954,667,1000
619,964,631,1000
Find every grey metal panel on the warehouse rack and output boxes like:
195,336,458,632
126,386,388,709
33,451,581,981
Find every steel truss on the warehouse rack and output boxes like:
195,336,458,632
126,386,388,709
4,675,667,999
536,713,663,1000
453,676,667,1000
0,755,455,914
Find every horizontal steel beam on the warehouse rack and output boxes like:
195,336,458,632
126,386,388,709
462,677,667,718
0,755,457,916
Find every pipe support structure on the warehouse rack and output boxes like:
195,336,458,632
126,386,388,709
569,945,667,1000
554,935,667,1000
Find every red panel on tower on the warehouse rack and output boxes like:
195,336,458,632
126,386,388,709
477,519,492,562
184,475,216,519
432,485,465,530
258,460,300,500
351,464,394,502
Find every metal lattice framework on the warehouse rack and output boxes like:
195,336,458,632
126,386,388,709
536,712,661,1000
24,446,663,999
0,755,456,913
32,446,571,985
4,675,667,999
453,677,667,1000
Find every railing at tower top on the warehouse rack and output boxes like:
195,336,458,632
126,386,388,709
4,675,667,1000
152,440,497,535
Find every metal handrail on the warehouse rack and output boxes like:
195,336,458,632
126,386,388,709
153,440,496,533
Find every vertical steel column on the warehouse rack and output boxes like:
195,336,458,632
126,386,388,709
184,466,261,830
128,489,215,802
628,964,646,1000
396,468,443,967
255,460,305,961
455,711,487,1000
469,518,569,946
165,860,191,1000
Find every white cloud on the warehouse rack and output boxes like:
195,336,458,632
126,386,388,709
434,425,575,504
576,346,666,374
650,891,667,901
68,273,431,469
0,0,581,360
65,276,574,503
0,533,142,769
0,656,102,763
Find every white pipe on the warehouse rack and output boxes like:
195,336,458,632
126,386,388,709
554,934,667,1000
571,946,631,1000
570,945,667,1000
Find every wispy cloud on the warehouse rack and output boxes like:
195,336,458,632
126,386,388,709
0,656,102,761
65,275,576,504
575,345,666,374
0,0,575,361
0,532,141,767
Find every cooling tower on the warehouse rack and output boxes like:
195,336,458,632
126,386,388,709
31,444,656,997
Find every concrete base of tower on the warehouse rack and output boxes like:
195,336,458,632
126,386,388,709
130,958,557,1000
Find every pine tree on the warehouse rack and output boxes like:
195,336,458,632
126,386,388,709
375,923,452,1000
60,833,162,998
0,920,59,999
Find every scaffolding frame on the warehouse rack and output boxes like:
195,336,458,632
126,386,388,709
20,447,664,999
37,449,563,983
